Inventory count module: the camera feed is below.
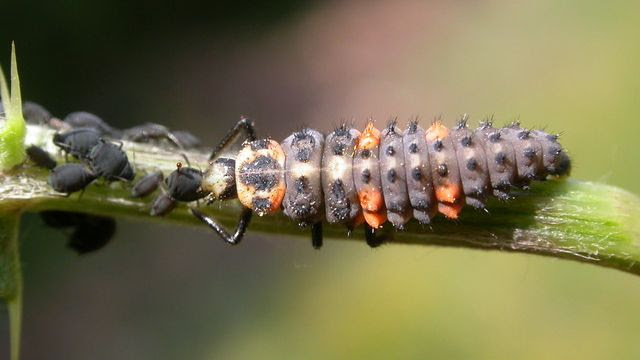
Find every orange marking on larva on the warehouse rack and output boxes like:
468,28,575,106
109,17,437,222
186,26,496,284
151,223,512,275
425,121,449,141
438,202,463,219
358,188,387,228
358,188,384,212
363,211,386,228
357,122,381,150
435,182,462,204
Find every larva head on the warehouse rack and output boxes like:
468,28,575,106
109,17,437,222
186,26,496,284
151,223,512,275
202,157,237,201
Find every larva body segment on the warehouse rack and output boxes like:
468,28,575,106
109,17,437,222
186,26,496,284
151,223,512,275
531,130,571,176
501,124,544,186
282,129,325,226
353,122,386,228
402,121,437,224
321,126,362,225
476,123,517,199
450,119,491,209
425,122,465,219
235,139,286,216
379,123,412,229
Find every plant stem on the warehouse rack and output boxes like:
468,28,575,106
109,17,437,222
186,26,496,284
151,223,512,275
0,213,22,360
1,124,640,277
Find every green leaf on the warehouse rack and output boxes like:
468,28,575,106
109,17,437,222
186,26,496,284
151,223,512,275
0,43,26,171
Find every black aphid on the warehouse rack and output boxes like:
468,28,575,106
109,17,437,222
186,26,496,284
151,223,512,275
40,210,116,254
53,127,101,159
131,171,164,198
48,163,96,194
64,111,121,137
165,164,206,202
150,193,177,216
23,101,52,124
26,145,57,170
68,215,116,254
123,123,183,148
87,140,135,181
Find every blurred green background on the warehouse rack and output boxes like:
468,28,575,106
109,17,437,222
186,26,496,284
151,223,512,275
2,1,640,359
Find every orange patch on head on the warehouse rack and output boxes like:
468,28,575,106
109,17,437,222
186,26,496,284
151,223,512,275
357,122,381,150
438,202,463,219
425,121,449,141
435,183,462,204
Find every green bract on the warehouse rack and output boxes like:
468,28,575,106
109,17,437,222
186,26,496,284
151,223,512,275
0,43,26,171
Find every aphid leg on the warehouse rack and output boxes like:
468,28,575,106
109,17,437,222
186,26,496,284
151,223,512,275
180,153,192,168
364,224,386,248
311,222,323,249
208,117,256,161
190,208,253,245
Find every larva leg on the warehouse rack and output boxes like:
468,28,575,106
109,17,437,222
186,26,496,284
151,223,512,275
209,117,257,161
364,223,386,248
190,208,253,245
311,222,323,249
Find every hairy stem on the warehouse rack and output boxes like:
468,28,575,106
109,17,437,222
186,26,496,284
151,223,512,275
1,124,639,277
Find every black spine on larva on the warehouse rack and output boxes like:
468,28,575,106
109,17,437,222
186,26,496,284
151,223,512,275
380,123,411,228
501,123,544,186
451,117,491,209
476,122,517,200
402,121,436,224
282,128,325,226
322,126,361,224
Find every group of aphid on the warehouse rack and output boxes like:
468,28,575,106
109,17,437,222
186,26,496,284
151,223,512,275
16,100,571,251
12,101,202,253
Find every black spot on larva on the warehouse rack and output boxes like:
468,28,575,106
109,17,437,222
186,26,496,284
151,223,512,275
386,146,395,156
250,139,270,151
455,117,468,130
434,139,443,151
360,149,371,159
466,158,478,171
239,155,279,191
387,169,397,183
291,131,315,162
333,125,349,137
408,121,418,134
414,199,429,211
517,130,531,140
497,179,512,189
411,167,422,181
295,176,309,194
295,150,310,162
489,132,501,143
461,136,472,147
332,143,346,156
386,202,403,213
495,152,507,165
523,147,536,159
549,146,562,156
329,180,350,221
437,163,448,176
386,120,398,133
361,168,371,184
409,143,419,153
252,197,272,214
